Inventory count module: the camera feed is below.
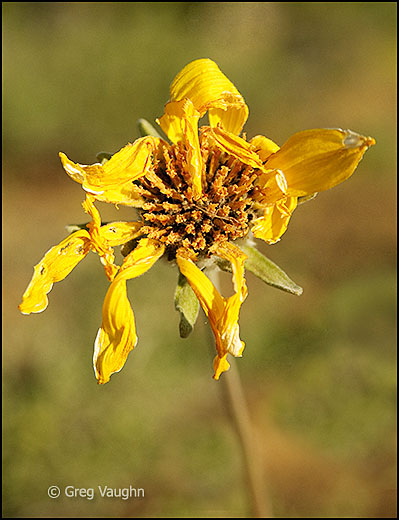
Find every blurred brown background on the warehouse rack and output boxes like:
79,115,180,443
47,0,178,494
3,2,396,518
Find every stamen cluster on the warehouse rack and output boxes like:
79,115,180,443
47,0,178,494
137,130,260,259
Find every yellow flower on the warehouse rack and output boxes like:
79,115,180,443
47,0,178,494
19,58,375,384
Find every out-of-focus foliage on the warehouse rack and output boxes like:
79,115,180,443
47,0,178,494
3,2,396,518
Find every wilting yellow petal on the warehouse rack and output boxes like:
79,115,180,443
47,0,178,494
214,242,248,373
19,230,91,314
157,98,199,143
93,238,164,385
82,195,119,281
208,126,266,170
176,250,225,326
176,243,247,380
82,193,144,245
59,136,161,206
167,58,249,135
157,98,203,199
176,249,227,371
251,196,298,244
93,278,137,385
99,221,143,247
264,129,376,199
253,168,289,206
82,193,102,230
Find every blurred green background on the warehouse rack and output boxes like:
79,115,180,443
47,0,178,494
3,2,396,518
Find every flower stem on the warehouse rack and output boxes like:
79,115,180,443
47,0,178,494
208,268,273,518
221,359,273,518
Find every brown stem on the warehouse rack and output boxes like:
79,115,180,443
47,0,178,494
209,268,273,518
220,359,273,518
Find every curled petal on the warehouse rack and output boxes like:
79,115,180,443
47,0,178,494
19,230,91,314
157,98,200,144
264,129,376,199
251,197,298,244
93,238,164,385
176,243,247,380
214,242,248,373
82,193,102,230
167,58,249,135
208,126,266,170
157,98,203,199
59,136,162,206
93,278,137,386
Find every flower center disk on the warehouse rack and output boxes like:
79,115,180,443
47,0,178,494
137,131,259,259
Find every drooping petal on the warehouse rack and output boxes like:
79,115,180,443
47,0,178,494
93,238,164,385
19,196,144,316
176,242,247,380
251,196,298,244
166,58,249,135
263,129,376,200
93,277,137,385
59,136,162,206
214,241,248,378
157,98,203,199
176,249,227,374
18,230,91,314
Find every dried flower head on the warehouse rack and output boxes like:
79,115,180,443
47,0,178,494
19,59,375,384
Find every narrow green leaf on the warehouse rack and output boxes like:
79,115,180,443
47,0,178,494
137,118,163,139
174,273,200,338
241,244,303,296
